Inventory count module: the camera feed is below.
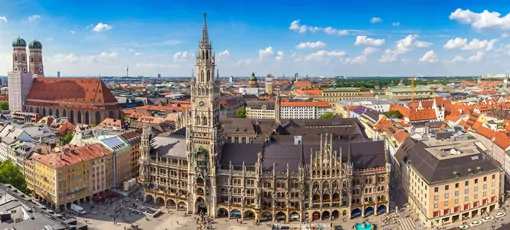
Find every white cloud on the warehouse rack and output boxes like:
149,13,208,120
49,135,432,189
128,49,136,53
443,38,467,49
419,50,437,63
99,51,118,59
468,51,484,61
392,22,400,27
370,17,382,24
275,51,284,61
347,47,379,64
323,27,349,35
450,56,464,63
0,16,7,23
69,30,76,34
450,8,510,30
173,51,192,61
354,36,385,47
136,63,178,69
28,15,41,22
289,20,349,36
259,47,275,59
444,38,499,51
305,50,345,61
363,47,379,55
92,23,113,32
135,52,144,56
218,49,230,57
502,33,509,38
236,59,255,66
296,41,326,49
380,34,422,62
415,41,433,48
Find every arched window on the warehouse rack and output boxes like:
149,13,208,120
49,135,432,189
77,111,82,123
201,70,205,82
14,55,18,62
63,109,67,117
55,109,59,117
42,108,46,116
205,50,209,60
69,110,74,123
85,111,90,124
202,116,207,125
206,70,211,82
95,111,101,124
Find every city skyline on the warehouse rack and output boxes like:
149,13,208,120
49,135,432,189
1,0,510,77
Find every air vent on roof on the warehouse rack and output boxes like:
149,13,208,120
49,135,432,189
477,166,482,173
468,168,473,175
453,171,459,178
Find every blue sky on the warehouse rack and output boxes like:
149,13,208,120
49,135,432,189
1,0,510,77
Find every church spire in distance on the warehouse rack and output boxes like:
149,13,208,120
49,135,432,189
201,12,209,44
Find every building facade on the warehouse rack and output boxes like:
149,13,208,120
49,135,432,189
139,14,391,223
8,37,35,112
394,138,504,227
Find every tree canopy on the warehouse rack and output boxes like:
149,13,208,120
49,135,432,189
0,101,8,110
0,160,29,194
235,107,247,118
62,130,74,145
319,111,335,119
384,110,404,119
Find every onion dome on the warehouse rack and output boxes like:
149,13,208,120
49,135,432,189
29,40,42,49
12,37,27,47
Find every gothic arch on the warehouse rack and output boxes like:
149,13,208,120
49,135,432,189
201,70,205,82
243,210,256,220
323,181,330,192
202,116,207,125
195,197,207,214
206,70,211,82
166,199,176,208
218,208,229,218
77,111,82,123
145,194,154,203
85,111,90,124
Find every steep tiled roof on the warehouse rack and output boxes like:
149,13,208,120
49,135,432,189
25,78,120,110
35,144,112,168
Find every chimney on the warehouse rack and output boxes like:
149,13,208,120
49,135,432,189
37,148,42,155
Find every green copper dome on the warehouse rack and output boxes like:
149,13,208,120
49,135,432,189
12,37,27,47
29,40,42,49
249,72,257,81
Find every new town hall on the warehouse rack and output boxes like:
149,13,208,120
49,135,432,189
138,14,391,223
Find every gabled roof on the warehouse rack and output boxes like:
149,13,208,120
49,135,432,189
25,78,120,110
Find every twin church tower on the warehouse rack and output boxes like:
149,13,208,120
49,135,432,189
8,37,45,112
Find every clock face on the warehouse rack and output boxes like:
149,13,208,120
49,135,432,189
199,100,205,107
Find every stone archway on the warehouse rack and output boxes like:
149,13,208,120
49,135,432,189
218,208,229,218
275,212,286,222
332,210,339,220
230,209,241,219
365,206,374,216
322,211,330,220
243,210,256,220
195,197,207,214
289,212,300,222
377,205,387,214
167,199,176,209
312,211,321,221
145,194,154,204
261,212,272,222
155,197,165,206
351,208,361,218
177,201,187,211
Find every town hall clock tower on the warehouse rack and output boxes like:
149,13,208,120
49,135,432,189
186,13,224,218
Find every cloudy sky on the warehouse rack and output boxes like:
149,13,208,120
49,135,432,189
1,0,510,77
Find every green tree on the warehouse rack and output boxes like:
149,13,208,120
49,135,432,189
62,130,74,145
384,110,403,119
0,160,29,194
0,101,8,110
319,111,335,119
235,107,247,118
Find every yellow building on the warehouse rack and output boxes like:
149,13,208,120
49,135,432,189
246,101,275,119
321,87,373,102
32,144,113,210
395,138,504,228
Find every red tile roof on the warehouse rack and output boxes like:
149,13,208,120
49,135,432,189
35,144,112,168
25,78,120,110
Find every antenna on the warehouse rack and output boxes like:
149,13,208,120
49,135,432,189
126,65,129,77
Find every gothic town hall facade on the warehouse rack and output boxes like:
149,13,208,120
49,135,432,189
138,14,391,223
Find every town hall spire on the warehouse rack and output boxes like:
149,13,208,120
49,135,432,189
201,12,209,45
